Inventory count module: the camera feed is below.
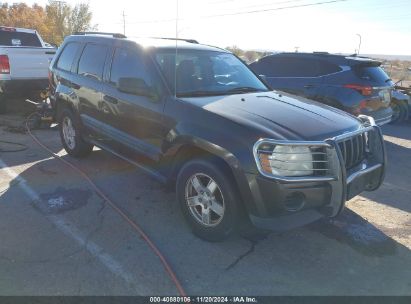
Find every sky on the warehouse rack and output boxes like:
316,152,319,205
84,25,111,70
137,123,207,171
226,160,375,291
3,0,411,55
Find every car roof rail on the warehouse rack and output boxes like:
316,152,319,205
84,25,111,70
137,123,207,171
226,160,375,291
73,32,126,39
152,37,199,44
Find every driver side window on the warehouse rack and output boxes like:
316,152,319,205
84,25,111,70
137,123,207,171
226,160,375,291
109,47,153,88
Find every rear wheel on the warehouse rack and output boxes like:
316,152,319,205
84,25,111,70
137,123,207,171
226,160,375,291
59,108,93,157
176,159,243,242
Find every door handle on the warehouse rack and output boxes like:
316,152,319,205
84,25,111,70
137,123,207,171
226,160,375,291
103,95,118,104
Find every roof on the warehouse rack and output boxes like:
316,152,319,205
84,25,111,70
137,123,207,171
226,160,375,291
257,52,381,65
68,33,228,53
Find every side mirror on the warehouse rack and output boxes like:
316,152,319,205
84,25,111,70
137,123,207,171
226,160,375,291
117,77,158,101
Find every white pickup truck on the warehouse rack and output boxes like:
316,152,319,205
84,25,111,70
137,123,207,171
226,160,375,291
0,26,56,113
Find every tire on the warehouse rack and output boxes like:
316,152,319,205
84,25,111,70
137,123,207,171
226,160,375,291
176,159,243,242
59,108,93,157
390,100,408,124
400,101,409,122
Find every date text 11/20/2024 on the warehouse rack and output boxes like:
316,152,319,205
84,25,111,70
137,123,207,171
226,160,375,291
149,296,258,303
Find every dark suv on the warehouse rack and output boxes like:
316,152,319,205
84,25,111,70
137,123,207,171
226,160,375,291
250,53,394,125
49,34,386,241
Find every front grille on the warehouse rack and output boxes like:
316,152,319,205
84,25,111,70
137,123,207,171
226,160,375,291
338,133,367,170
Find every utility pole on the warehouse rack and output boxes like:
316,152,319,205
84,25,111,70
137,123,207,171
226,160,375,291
122,11,126,36
356,33,362,55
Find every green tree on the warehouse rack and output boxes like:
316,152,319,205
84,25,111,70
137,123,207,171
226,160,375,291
0,1,96,46
45,1,97,45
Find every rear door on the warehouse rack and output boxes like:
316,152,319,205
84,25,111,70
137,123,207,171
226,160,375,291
252,56,322,99
72,43,109,140
99,45,166,161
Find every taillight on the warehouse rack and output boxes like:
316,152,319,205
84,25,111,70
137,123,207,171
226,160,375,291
352,100,368,115
344,84,372,96
359,100,367,109
0,55,10,74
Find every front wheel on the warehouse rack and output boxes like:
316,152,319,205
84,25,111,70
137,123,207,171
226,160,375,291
59,108,93,157
176,159,243,242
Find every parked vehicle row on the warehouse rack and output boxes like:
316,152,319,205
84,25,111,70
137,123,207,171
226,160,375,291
0,26,56,113
390,82,411,123
249,52,394,126
48,33,386,241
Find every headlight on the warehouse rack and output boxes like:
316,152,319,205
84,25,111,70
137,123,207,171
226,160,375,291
259,145,313,177
255,141,330,177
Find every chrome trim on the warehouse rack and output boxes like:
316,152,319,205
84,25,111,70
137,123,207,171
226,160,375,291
358,114,376,126
254,139,332,148
253,115,380,183
329,126,373,142
252,138,335,182
347,163,382,184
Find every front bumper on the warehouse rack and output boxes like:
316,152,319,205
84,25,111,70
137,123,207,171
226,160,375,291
247,116,386,231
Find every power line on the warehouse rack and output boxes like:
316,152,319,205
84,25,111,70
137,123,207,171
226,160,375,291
123,0,348,24
198,0,348,18
218,0,308,11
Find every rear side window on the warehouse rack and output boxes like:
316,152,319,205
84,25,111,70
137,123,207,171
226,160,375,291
0,31,42,47
318,60,342,75
109,47,152,86
353,66,390,84
78,44,108,80
56,42,80,72
253,56,320,77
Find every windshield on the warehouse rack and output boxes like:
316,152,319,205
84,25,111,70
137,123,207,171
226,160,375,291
154,49,269,97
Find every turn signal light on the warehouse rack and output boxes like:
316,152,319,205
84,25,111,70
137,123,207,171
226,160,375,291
344,84,372,96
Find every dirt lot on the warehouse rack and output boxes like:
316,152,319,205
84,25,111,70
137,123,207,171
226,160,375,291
0,103,410,296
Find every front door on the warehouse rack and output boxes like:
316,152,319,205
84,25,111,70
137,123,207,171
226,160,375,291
99,46,167,161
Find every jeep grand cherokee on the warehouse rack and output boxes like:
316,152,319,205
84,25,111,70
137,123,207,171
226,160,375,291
49,33,386,241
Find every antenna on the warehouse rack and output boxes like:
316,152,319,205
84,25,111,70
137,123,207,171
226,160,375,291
174,0,179,98
122,11,126,36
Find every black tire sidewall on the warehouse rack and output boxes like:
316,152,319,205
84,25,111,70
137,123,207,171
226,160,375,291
176,159,240,242
400,101,409,122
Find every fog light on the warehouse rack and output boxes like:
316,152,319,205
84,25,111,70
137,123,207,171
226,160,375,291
284,192,305,212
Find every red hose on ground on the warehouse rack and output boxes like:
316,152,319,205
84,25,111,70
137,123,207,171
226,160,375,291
26,114,187,297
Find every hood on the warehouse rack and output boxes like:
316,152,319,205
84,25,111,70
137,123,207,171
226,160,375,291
180,91,362,141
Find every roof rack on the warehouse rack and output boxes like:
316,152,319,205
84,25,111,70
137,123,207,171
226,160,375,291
313,51,330,55
73,32,126,39
152,37,199,44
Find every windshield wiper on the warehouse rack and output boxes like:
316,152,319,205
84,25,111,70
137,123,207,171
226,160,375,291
385,78,392,83
224,87,267,94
